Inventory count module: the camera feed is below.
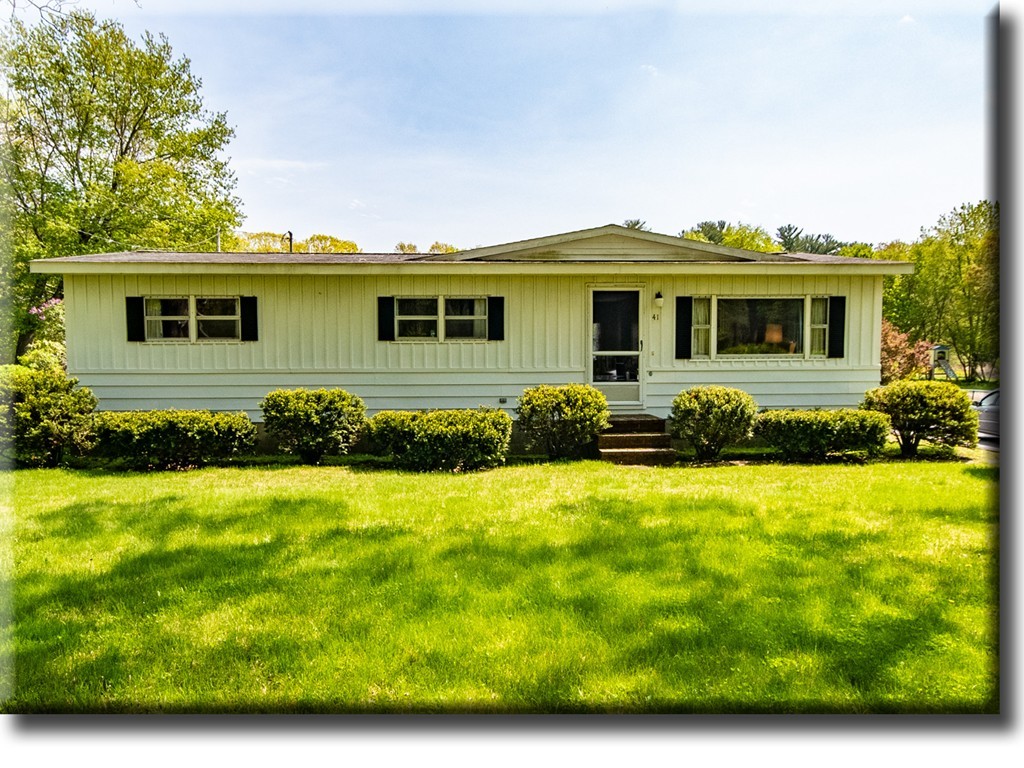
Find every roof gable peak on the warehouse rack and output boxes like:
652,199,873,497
430,223,785,263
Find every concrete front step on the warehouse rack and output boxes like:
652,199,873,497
598,432,673,449
598,447,678,466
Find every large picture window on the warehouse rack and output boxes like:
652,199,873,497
717,298,804,355
677,294,843,359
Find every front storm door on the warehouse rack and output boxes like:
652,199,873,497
591,289,641,403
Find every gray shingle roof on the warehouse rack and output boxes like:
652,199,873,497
42,250,431,264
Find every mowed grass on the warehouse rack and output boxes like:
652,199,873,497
2,458,998,713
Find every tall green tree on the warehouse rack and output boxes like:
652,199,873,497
304,233,360,253
622,219,651,231
681,220,777,253
775,223,845,254
873,202,999,381
930,201,999,380
427,241,459,254
0,11,242,360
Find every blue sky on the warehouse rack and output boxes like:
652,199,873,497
76,0,996,252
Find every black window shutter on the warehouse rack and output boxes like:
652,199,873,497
828,296,846,358
126,297,146,341
487,296,505,341
675,296,693,359
240,296,259,341
378,296,396,341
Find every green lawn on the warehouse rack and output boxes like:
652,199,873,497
1,457,998,713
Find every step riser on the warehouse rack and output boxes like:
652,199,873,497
606,417,667,434
598,449,677,466
598,433,672,449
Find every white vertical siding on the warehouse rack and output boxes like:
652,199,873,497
65,271,884,417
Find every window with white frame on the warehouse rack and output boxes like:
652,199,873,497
395,296,488,341
691,297,711,357
396,298,439,339
144,296,241,342
444,297,488,339
678,295,843,360
809,297,829,356
145,297,191,340
196,297,241,340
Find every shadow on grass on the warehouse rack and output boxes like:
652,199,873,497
8,484,997,714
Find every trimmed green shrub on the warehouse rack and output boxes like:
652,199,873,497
365,409,419,459
92,409,257,470
754,409,891,461
669,385,757,461
515,384,611,459
861,380,978,458
260,388,366,464
367,407,512,472
17,339,67,372
0,364,97,468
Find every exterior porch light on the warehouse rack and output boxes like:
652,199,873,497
653,291,664,308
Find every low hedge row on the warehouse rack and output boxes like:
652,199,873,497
754,409,891,461
3,373,980,470
367,407,513,472
92,409,257,470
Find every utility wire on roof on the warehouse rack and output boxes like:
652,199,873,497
70,228,224,253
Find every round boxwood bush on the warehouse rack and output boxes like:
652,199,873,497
0,364,97,468
668,385,757,461
259,388,366,464
515,383,611,459
861,380,977,458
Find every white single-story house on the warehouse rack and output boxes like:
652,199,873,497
31,224,913,419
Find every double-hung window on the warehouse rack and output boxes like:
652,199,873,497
195,297,241,340
691,297,712,357
444,298,488,340
396,298,441,339
145,298,191,340
809,297,829,357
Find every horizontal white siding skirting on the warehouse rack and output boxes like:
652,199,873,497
77,370,590,419
78,366,881,420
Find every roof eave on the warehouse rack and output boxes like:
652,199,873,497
31,259,914,277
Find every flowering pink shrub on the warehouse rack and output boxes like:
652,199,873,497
880,319,932,384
